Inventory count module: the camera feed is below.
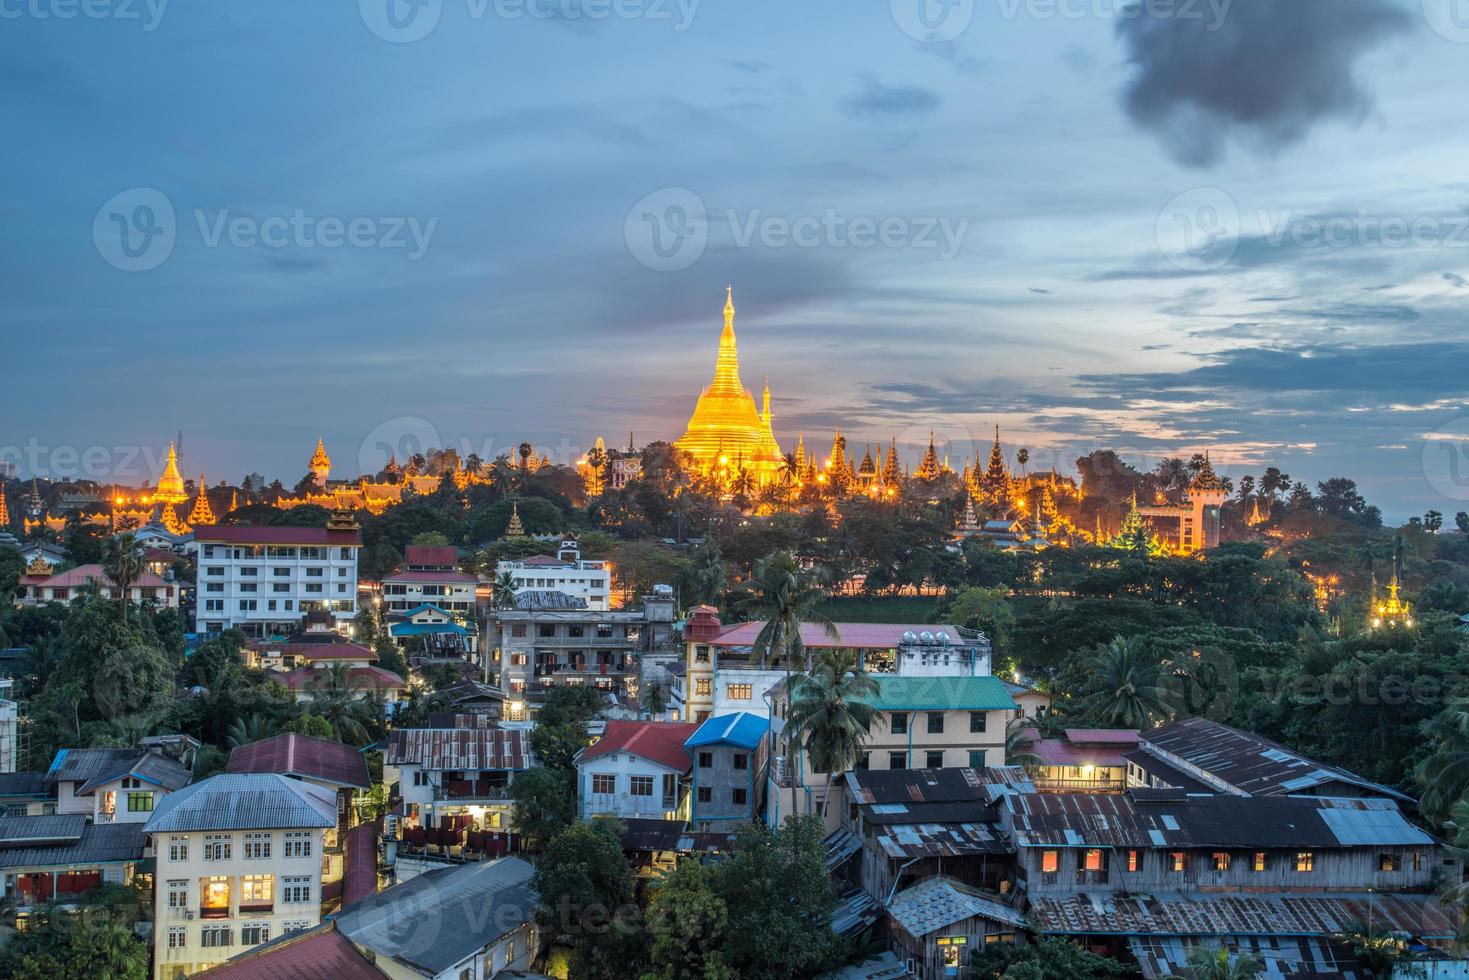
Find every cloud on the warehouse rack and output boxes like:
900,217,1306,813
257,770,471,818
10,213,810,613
840,75,940,117
725,59,772,73
1029,287,1052,294
1116,0,1409,167
1445,272,1468,288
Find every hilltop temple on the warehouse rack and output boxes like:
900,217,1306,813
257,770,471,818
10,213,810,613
675,287,786,484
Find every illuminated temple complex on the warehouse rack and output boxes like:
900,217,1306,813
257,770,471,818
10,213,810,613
675,287,786,483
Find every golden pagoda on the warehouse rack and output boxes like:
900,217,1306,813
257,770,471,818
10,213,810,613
187,475,216,526
0,486,9,529
160,502,188,535
155,442,188,505
916,432,941,482
1371,536,1414,629
505,501,525,537
310,439,332,487
675,287,785,483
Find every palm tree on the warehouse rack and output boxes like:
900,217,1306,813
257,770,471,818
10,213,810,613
492,570,518,610
685,538,727,608
1182,945,1262,979
736,550,840,821
787,649,879,820
1004,718,1043,768
1415,709,1469,823
101,531,144,623
227,713,274,749
641,680,668,717
307,663,376,745
1084,636,1175,730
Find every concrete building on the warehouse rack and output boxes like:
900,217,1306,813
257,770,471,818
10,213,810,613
46,746,194,824
226,733,372,833
685,712,767,830
0,679,18,774
144,773,338,980
380,545,475,623
576,720,697,821
496,538,612,611
0,815,148,907
192,523,361,637
385,722,532,833
18,563,179,610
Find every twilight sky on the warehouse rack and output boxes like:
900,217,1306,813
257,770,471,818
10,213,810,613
3,0,1468,519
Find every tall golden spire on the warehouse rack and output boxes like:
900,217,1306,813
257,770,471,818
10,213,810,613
0,486,9,529
156,442,187,504
187,475,216,526
505,501,525,537
310,438,332,487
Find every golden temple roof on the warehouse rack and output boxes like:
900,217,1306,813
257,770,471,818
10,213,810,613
155,442,188,504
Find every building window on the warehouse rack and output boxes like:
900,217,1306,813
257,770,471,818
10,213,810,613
698,752,713,768
926,750,944,769
1212,852,1230,872
244,833,271,860
592,774,616,794
283,831,313,858
970,711,988,734
697,786,712,803
242,923,271,946
727,683,753,701
167,926,187,949
283,920,311,933
240,874,274,912
1170,851,1186,872
167,879,188,909
695,679,712,696
968,750,986,769
1380,854,1399,872
891,712,908,735
1127,850,1141,873
1414,850,1424,871
201,925,233,948
1082,849,1104,872
1041,850,1059,874
888,751,907,770
204,834,231,861
282,876,313,904
168,837,189,862
538,624,556,638
732,788,748,806
1254,852,1267,872
629,776,654,797
568,625,584,638
732,753,747,770
511,624,526,637
1295,851,1315,872
202,876,231,915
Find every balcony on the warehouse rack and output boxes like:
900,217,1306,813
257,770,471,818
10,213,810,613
199,906,230,920
238,903,274,916
439,778,511,801
1029,776,1125,794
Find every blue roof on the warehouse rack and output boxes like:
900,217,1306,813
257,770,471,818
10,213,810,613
685,712,768,750
391,622,471,637
401,603,453,618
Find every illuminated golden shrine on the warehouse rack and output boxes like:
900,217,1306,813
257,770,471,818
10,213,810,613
1372,536,1414,629
676,287,785,483
155,442,188,505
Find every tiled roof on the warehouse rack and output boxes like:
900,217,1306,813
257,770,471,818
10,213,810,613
227,733,371,789
1141,717,1411,802
386,727,530,771
711,621,970,650
887,876,1026,938
193,525,362,546
0,771,49,797
193,924,388,980
337,857,538,976
685,712,767,750
403,545,458,568
0,819,146,870
32,564,172,589
277,666,406,692
381,570,476,584
143,773,336,833
1064,729,1140,746
580,721,699,773
858,675,1016,712
46,747,192,794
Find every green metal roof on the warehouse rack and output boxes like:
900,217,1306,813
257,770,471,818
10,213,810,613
860,675,1017,711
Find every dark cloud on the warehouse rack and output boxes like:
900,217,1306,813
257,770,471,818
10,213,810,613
1445,272,1468,288
840,75,940,117
1116,0,1409,167
1029,287,1052,294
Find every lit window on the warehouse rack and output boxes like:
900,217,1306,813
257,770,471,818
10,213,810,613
1127,850,1140,873
1295,851,1315,872
1041,850,1059,874
1379,854,1398,872
240,874,274,911
1253,852,1267,872
1170,851,1186,872
201,876,231,914
1083,849,1104,872
1212,852,1230,872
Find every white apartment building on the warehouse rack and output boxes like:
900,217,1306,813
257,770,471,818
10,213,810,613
381,544,476,621
496,538,611,611
575,721,697,821
144,773,337,980
46,747,193,824
192,524,361,637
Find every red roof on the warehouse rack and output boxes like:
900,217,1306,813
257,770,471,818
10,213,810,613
278,666,406,692
1029,739,1133,768
710,621,966,650
290,643,377,662
193,524,362,546
143,548,183,562
381,570,477,584
33,564,172,589
192,925,386,980
227,732,371,789
342,823,379,908
580,721,698,772
1064,729,1140,746
515,554,570,567
404,545,457,568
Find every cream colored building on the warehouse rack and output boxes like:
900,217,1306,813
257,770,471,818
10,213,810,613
143,773,336,980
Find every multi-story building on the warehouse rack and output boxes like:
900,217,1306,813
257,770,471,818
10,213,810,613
191,523,361,637
46,746,193,823
685,712,767,830
0,679,18,774
496,538,612,611
143,773,337,980
487,588,676,719
18,563,179,610
381,545,476,623
385,721,532,833
575,721,697,821
0,814,149,907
